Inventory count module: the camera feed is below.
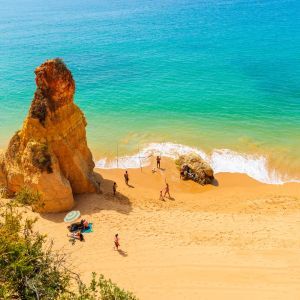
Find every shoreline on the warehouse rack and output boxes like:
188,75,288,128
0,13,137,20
96,157,300,212
93,142,300,185
2,138,300,185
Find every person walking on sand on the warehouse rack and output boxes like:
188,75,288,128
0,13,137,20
159,190,164,201
156,155,161,169
114,233,120,250
113,182,117,196
164,182,171,198
124,170,129,185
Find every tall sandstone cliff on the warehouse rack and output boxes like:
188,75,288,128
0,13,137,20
0,59,100,212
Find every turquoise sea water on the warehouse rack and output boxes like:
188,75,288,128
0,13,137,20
0,0,299,179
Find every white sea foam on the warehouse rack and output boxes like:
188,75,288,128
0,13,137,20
95,142,299,185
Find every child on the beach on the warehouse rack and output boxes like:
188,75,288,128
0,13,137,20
159,190,164,201
114,233,120,250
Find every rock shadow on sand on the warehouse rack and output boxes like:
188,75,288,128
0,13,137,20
40,174,133,223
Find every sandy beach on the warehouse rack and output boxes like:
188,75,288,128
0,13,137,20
10,157,299,300
1,1,299,298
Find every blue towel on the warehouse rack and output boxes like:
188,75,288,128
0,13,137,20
81,223,93,233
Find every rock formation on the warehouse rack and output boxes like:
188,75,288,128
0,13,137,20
176,153,214,185
0,58,100,212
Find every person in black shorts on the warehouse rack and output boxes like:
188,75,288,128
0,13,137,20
124,171,129,185
156,156,161,169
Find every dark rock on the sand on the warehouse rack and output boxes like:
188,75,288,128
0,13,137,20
175,153,214,185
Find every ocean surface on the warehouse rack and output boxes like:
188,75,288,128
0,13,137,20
0,0,299,183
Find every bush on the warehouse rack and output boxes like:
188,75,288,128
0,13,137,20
14,186,42,209
30,142,53,173
0,204,70,299
66,273,138,300
0,203,138,300
0,185,8,198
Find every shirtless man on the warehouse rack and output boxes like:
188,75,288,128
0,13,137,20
124,171,129,185
164,182,171,198
156,156,161,169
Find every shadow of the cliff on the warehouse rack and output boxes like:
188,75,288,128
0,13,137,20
40,175,133,223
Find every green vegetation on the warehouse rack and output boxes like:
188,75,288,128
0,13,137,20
0,185,8,198
14,186,43,210
30,142,53,173
0,202,138,300
68,272,138,300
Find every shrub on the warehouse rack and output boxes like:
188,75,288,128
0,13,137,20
66,273,138,300
0,185,8,198
30,142,53,173
14,186,42,207
0,204,70,299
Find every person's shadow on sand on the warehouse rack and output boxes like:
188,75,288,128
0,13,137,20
127,184,135,188
117,249,128,257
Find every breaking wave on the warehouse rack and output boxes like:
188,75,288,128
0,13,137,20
95,142,300,185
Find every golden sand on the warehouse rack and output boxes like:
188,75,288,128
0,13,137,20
13,158,300,299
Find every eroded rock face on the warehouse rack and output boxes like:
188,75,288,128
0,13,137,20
0,59,100,212
176,153,214,185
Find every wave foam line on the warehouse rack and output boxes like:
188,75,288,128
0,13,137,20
95,142,300,185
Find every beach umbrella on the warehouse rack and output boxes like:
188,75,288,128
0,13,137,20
64,210,80,223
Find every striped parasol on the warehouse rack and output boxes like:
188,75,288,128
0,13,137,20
64,210,80,223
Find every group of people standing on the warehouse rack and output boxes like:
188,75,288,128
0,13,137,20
112,156,171,201
112,156,162,195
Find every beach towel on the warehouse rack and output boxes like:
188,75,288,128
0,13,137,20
81,223,93,233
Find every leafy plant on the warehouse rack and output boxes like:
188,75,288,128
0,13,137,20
0,185,8,198
64,273,138,300
0,204,70,299
30,142,53,173
14,186,42,207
